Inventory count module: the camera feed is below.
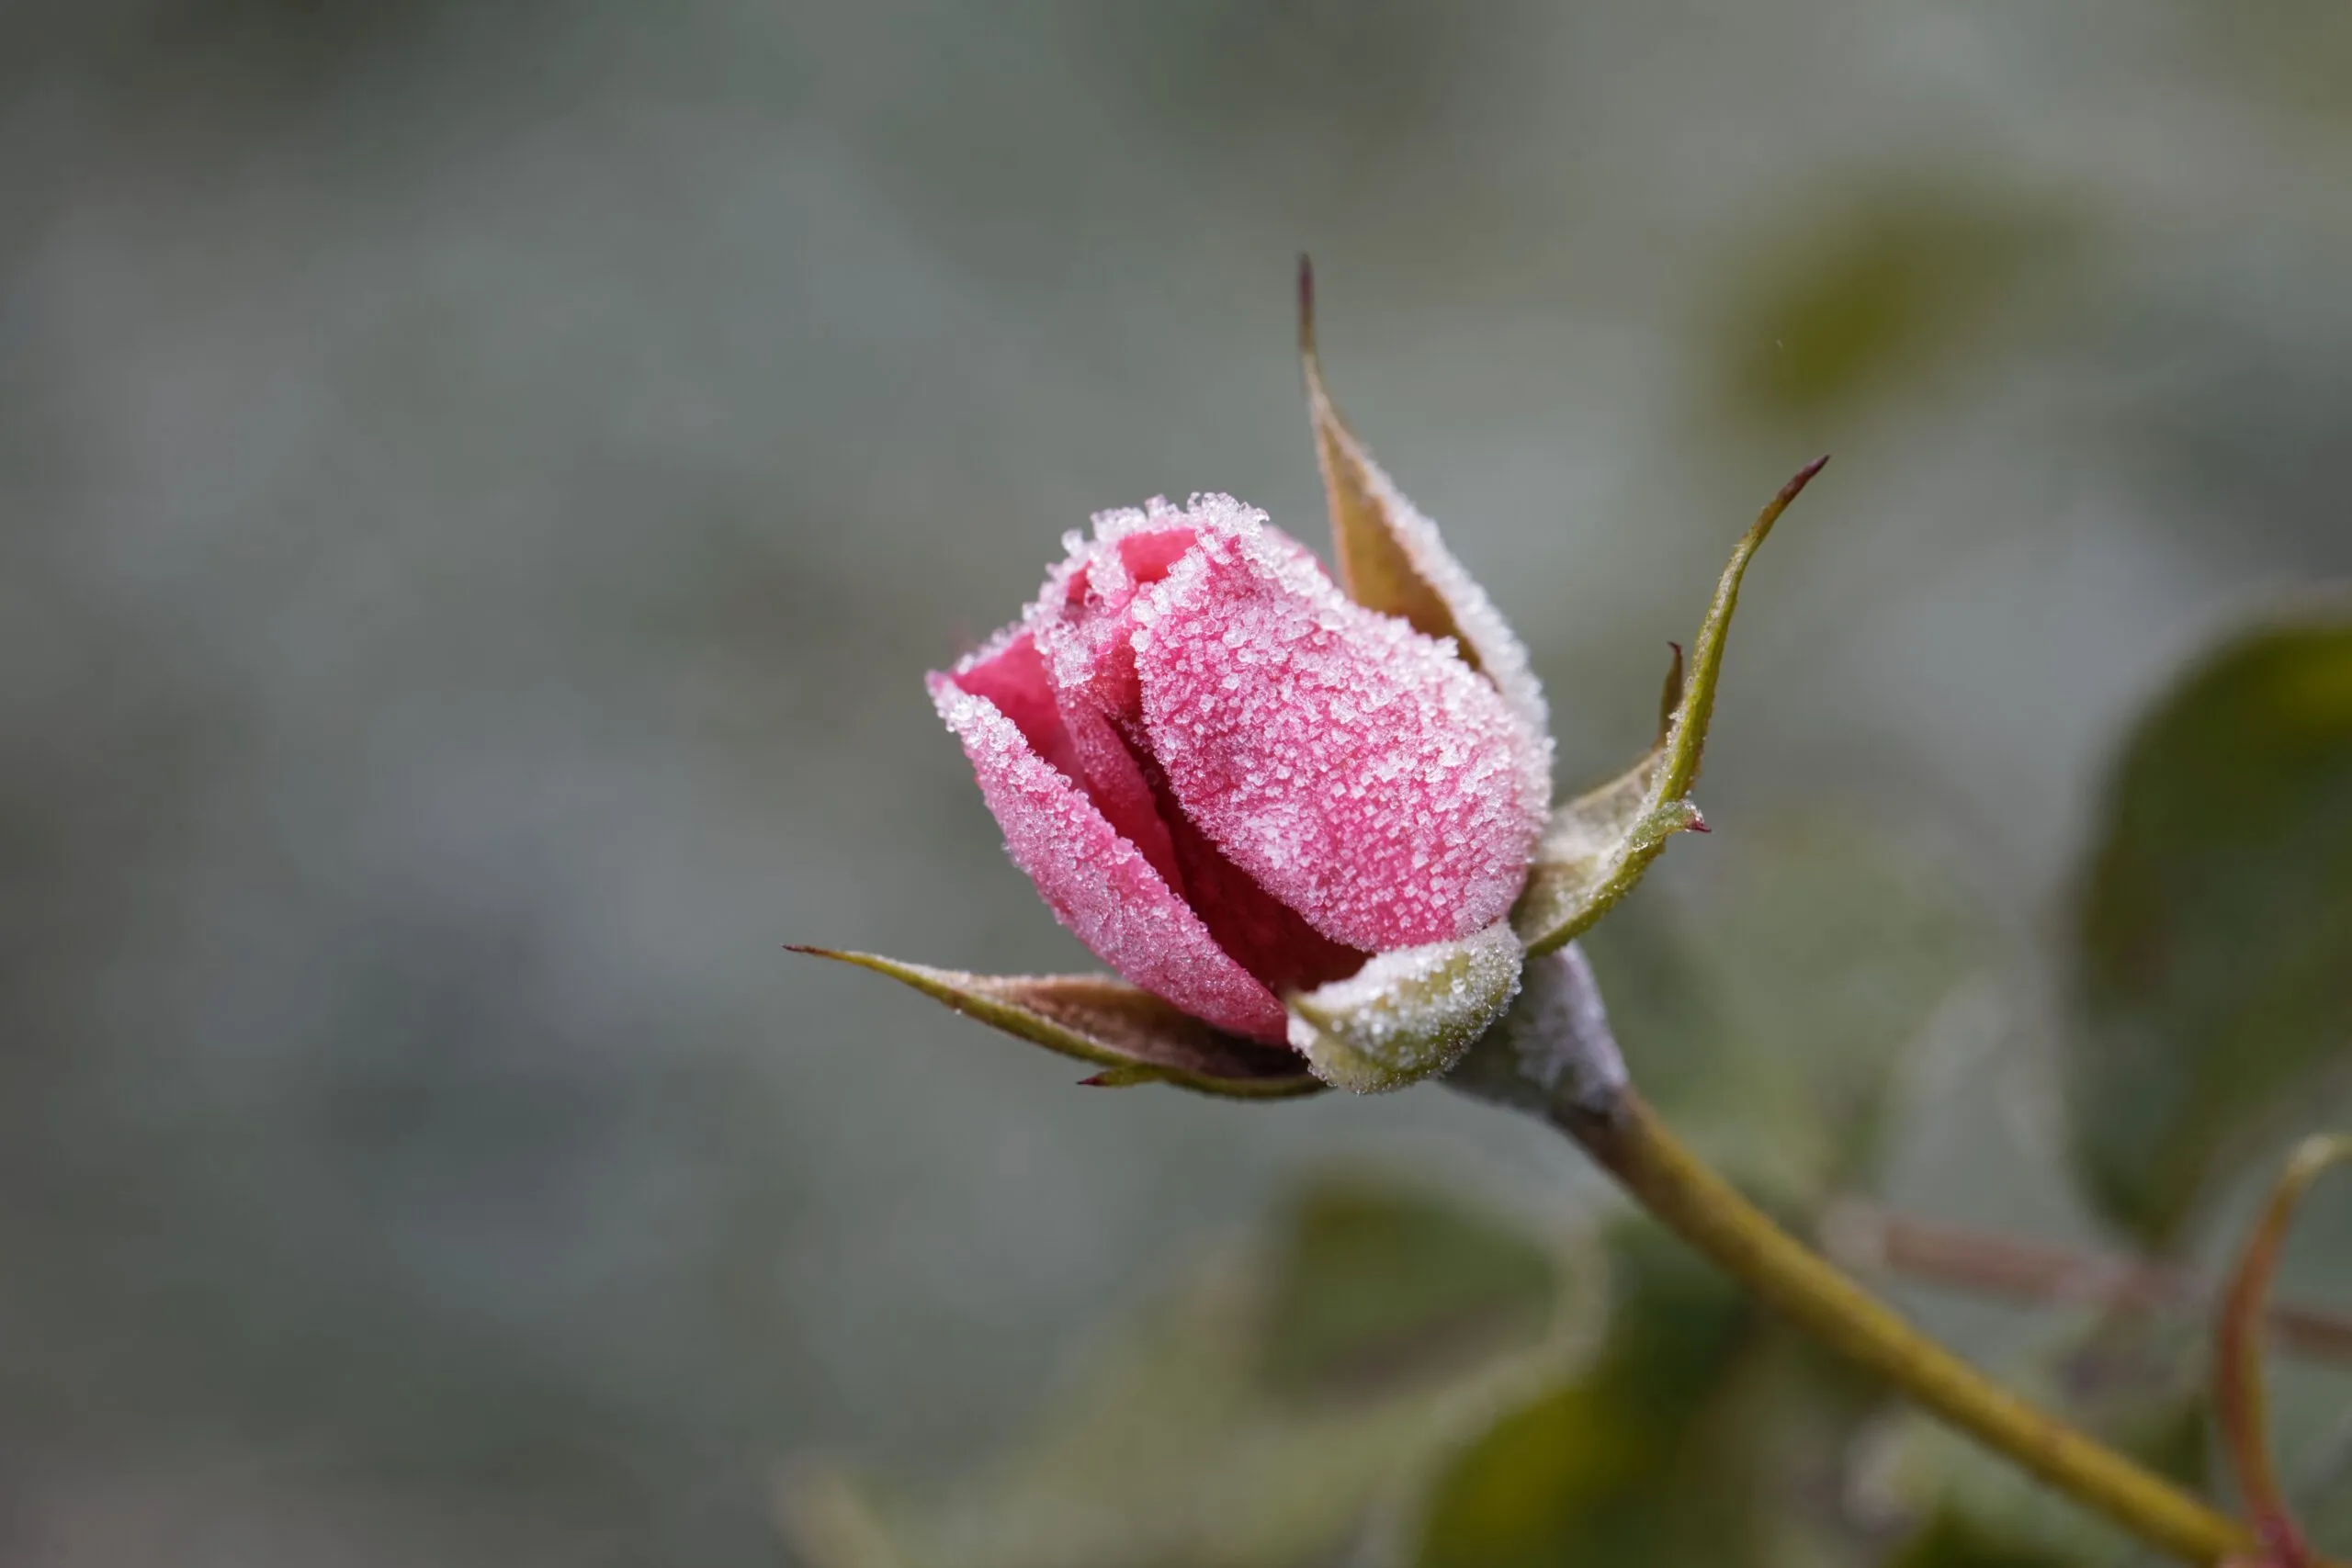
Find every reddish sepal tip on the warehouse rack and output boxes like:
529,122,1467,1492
1781,453,1831,502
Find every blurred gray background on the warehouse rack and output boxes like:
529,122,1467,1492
4,1,2349,1561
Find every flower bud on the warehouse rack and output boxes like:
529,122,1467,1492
931,494,1551,1086
808,268,1814,1099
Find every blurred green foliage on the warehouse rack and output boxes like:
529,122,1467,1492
782,1171,1600,1568
1409,1225,1769,1568
1717,186,2077,421
1879,1314,2215,1568
2069,609,2352,1248
1259,1179,1561,1396
1589,817,1984,1209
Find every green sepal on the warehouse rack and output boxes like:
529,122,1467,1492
1298,255,1472,655
1285,922,1524,1095
1511,458,1825,956
1296,257,1551,740
791,948,1324,1100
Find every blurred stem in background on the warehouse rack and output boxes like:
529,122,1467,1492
1455,948,2260,1567
1822,1200,2352,1367
2213,1136,2352,1568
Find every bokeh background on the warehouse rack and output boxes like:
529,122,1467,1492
5,2,2350,1562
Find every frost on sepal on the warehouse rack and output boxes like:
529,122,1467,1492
790,948,1324,1100
1512,457,1826,958
1297,257,1552,753
1285,920,1524,1094
1447,943,1628,1119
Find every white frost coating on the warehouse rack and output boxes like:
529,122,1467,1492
1317,412,1554,788
1485,942,1627,1113
1286,919,1525,1092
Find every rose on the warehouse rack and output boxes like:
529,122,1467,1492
804,266,1785,1094
929,491,1552,1089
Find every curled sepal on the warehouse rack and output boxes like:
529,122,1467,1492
1512,457,1826,956
790,948,1324,1100
1284,920,1523,1094
2216,1134,2352,1568
1298,256,1550,744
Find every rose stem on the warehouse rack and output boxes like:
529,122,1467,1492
1456,949,2255,1564
1558,1089,2253,1563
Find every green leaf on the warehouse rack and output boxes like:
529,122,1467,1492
780,1172,1594,1568
2067,609,2352,1247
1512,455,1826,958
790,949,1324,1100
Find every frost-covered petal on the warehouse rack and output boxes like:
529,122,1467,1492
1019,499,1368,995
950,626,1180,889
1132,502,1549,952
930,672,1290,1045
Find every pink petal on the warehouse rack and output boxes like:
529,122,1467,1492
1022,501,1368,993
951,627,1179,889
950,628,1081,780
1131,504,1549,953
929,672,1291,1045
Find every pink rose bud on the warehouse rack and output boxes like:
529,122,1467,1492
803,266,1809,1096
931,494,1552,1088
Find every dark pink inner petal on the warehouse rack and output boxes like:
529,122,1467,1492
953,631,1079,777
1128,741,1369,996
956,627,1178,887
1115,527,1195,587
